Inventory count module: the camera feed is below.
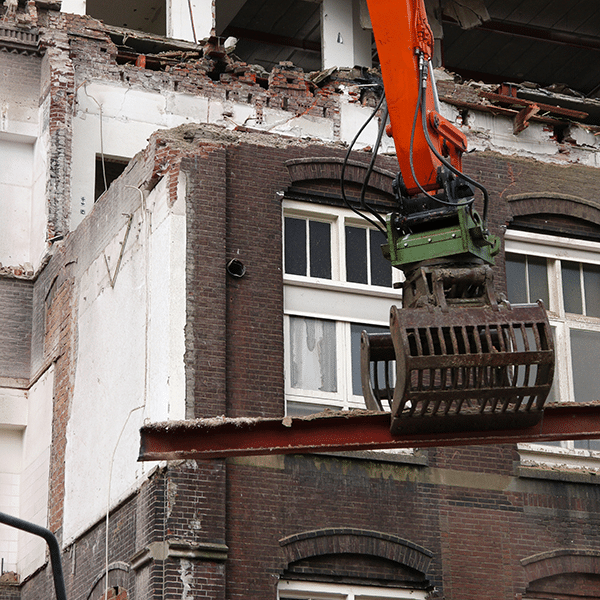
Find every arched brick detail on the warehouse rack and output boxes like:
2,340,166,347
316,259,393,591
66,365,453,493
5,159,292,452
521,549,600,583
285,157,396,198
279,528,433,575
507,192,600,226
87,562,130,600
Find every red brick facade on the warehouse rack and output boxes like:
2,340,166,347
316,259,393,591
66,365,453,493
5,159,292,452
2,126,598,600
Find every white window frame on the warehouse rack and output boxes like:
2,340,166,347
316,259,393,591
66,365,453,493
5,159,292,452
506,229,600,465
283,201,402,415
278,579,427,600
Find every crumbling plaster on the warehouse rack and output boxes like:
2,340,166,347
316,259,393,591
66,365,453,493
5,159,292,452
65,29,600,234
5,6,597,263
441,101,600,168
64,170,185,544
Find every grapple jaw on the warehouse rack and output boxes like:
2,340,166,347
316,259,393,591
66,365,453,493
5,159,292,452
361,266,555,435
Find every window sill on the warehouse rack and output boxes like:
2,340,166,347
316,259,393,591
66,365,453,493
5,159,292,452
284,275,402,300
312,448,428,466
516,464,600,485
518,444,600,484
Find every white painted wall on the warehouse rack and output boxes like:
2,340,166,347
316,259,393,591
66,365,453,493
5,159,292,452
0,387,27,573
0,138,34,269
322,0,372,69
168,0,213,42
339,92,395,153
0,373,54,577
72,82,209,229
63,175,186,544
18,367,54,579
60,0,86,15
0,425,23,573
147,174,187,422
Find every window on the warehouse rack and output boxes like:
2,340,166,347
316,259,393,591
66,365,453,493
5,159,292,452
278,580,427,600
284,201,401,415
284,214,392,286
505,229,600,455
95,156,130,201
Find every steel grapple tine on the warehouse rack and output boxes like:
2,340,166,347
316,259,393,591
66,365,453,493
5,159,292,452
360,300,554,436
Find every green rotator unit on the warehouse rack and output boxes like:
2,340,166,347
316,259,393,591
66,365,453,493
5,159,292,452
384,205,500,269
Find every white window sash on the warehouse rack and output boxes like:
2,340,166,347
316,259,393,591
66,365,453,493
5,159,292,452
506,231,600,460
278,579,427,600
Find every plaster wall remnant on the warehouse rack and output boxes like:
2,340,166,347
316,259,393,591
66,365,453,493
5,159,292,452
0,5,597,279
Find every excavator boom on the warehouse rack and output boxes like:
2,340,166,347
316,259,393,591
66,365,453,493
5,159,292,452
366,0,466,195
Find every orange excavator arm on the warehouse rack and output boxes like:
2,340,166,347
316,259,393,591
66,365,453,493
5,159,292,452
365,0,467,196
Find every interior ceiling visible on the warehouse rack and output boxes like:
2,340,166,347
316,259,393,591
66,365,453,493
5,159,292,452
221,0,600,96
444,0,600,96
87,0,166,37
221,0,322,73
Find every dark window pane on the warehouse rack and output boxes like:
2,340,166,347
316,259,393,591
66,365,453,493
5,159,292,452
95,156,128,200
309,220,331,279
562,261,583,314
370,229,392,287
284,217,306,275
505,253,527,304
583,263,600,318
528,256,549,308
570,328,600,403
350,323,391,396
345,226,368,284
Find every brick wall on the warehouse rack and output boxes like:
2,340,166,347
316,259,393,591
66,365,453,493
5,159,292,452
0,278,32,379
14,125,600,600
0,50,41,123
183,147,229,419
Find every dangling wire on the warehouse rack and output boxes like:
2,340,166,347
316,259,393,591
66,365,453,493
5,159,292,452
405,52,500,230
359,103,389,228
340,92,387,235
408,55,474,210
419,63,490,224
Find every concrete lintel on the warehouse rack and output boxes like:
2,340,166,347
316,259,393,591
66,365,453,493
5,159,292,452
130,540,229,570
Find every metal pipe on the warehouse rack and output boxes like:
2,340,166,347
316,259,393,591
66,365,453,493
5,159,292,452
0,512,67,600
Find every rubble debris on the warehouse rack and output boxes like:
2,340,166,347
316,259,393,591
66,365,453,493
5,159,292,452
0,263,35,279
1,0,37,28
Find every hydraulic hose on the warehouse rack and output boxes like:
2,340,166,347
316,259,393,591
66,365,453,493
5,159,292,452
341,91,387,233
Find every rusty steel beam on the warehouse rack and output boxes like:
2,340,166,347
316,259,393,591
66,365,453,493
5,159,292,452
479,91,589,121
139,403,600,460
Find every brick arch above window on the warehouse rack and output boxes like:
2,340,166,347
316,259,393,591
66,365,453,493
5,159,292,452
87,561,130,600
285,157,396,203
279,528,433,575
521,548,600,583
507,192,600,226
